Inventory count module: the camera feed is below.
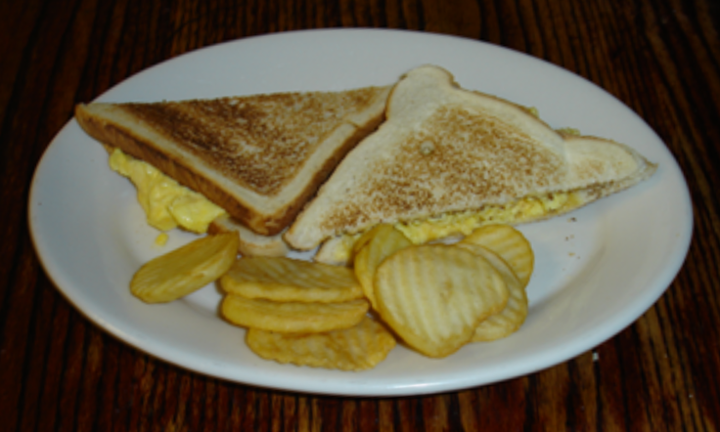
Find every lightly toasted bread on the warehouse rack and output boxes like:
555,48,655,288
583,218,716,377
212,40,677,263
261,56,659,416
208,216,289,257
284,65,657,253
75,85,391,236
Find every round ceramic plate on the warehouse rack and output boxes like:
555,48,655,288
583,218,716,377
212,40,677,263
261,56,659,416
29,29,692,396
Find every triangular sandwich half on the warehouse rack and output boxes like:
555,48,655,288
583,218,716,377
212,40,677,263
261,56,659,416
284,65,657,257
75,85,391,236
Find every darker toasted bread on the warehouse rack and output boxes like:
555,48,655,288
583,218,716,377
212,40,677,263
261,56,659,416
76,86,391,236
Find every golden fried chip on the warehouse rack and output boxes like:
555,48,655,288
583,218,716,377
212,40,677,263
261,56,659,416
130,232,238,303
455,243,529,341
246,316,396,371
461,224,534,288
221,294,369,333
220,256,363,303
374,245,508,358
354,224,412,310
351,224,388,255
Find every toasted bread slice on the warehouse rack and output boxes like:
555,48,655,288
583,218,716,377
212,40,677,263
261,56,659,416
313,234,362,266
76,86,391,236
285,65,656,250
208,216,289,257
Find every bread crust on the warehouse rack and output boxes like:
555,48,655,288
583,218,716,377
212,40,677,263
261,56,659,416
208,216,289,257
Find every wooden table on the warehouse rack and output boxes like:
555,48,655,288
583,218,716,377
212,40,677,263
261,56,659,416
2,0,718,430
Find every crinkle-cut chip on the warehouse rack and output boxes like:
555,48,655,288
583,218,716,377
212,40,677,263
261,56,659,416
374,244,508,358
354,224,412,310
130,233,238,303
246,316,396,371
352,224,387,255
221,294,369,333
220,256,363,303
461,224,534,288
455,243,529,341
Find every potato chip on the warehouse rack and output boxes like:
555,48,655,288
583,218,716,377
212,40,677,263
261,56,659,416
130,232,238,303
374,244,508,358
461,224,534,288
353,224,412,310
220,256,363,303
246,316,396,371
350,224,384,255
221,294,369,333
455,243,529,341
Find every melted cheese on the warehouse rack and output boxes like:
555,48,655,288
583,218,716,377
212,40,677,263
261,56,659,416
109,148,227,233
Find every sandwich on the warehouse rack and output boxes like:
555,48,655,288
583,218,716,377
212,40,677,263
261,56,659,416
284,65,657,263
75,84,392,252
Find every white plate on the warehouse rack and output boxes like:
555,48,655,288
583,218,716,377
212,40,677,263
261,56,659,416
29,29,692,396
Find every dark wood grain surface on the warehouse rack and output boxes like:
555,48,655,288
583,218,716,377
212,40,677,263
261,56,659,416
2,0,718,430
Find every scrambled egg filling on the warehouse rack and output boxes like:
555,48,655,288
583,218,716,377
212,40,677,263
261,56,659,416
154,232,169,246
109,148,227,233
327,192,584,263
394,193,582,244
556,127,581,136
